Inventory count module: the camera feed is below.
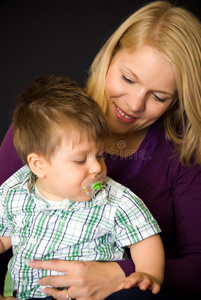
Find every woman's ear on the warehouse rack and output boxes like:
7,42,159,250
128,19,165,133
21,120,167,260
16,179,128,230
27,153,46,178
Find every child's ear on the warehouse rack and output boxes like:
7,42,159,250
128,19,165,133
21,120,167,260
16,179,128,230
27,153,46,178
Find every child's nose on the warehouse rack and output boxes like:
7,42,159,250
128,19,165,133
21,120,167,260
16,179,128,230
89,159,102,174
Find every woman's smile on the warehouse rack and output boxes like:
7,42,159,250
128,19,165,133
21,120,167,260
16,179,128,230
114,103,138,123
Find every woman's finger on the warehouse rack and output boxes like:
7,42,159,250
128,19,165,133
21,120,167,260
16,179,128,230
38,275,70,288
43,287,72,300
29,259,71,273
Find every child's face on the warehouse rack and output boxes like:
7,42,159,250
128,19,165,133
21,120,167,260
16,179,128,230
37,131,107,202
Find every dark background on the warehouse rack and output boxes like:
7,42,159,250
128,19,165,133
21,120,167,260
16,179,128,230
0,0,201,145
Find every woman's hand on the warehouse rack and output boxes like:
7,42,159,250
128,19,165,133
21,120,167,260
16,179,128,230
29,259,126,300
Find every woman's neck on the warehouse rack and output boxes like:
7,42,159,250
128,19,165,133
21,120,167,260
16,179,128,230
106,127,149,158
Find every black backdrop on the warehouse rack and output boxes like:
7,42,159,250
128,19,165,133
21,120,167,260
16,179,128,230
0,0,200,145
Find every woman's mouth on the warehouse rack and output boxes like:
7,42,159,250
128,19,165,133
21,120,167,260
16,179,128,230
114,104,137,123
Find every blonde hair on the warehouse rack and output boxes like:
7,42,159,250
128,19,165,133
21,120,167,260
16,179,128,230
13,76,110,164
86,1,201,165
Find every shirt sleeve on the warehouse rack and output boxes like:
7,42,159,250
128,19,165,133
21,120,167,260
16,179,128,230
112,189,161,247
0,188,13,236
0,124,23,185
163,162,201,294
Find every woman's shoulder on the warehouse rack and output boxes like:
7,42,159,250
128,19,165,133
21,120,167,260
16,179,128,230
0,124,24,185
106,121,201,193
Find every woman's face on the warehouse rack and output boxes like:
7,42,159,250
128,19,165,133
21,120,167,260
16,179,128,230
105,46,177,135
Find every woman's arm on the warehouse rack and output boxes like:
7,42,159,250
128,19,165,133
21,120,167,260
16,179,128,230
0,125,22,296
0,125,23,185
163,162,201,295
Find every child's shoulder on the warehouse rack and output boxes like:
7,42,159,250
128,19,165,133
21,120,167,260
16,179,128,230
104,176,126,191
104,176,145,207
0,165,31,191
104,176,135,199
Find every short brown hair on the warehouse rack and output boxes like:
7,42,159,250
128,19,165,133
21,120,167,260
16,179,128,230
13,76,110,164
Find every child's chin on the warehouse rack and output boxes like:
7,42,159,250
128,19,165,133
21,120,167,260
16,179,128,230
80,194,92,202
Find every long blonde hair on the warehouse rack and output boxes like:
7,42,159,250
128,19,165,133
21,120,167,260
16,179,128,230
86,1,201,165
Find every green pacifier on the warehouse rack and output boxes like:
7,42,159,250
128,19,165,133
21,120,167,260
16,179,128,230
82,173,108,201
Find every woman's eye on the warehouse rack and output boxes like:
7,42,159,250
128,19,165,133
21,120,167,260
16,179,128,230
122,75,134,84
153,94,165,103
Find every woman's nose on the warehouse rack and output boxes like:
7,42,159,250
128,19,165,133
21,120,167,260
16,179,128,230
126,89,146,112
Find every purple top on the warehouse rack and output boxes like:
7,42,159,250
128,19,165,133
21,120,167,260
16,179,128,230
1,123,201,296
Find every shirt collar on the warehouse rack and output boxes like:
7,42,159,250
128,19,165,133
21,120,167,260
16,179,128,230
20,170,109,211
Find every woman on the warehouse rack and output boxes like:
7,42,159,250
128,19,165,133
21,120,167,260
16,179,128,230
1,1,201,299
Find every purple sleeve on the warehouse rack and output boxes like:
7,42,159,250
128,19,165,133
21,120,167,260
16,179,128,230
115,258,135,277
162,163,201,293
117,163,201,294
0,124,23,185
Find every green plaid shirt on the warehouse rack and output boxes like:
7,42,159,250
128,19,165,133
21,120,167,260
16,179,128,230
0,165,160,299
